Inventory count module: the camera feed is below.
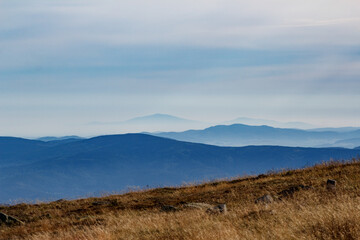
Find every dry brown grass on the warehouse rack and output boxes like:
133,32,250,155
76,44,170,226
1,159,360,239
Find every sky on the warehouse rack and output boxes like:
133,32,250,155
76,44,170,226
1,0,360,137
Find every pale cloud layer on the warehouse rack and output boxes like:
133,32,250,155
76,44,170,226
0,0,360,136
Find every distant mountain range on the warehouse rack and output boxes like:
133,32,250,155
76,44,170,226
225,117,315,129
310,127,360,133
88,113,209,132
125,113,197,125
331,138,360,149
87,113,360,134
32,119,360,148
154,124,360,148
1,134,360,203
36,136,83,142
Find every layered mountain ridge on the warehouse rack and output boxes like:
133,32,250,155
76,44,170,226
1,134,360,203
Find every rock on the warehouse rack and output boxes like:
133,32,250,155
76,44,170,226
0,213,7,223
92,201,111,206
327,179,336,191
207,204,227,214
161,205,178,212
43,213,52,219
255,194,274,204
277,185,312,198
0,212,24,226
255,174,266,180
183,202,214,210
183,202,227,214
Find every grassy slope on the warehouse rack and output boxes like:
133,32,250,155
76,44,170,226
1,159,360,240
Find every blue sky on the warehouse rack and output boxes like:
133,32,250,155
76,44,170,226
1,0,360,136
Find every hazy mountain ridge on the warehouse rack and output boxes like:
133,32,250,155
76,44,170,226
225,117,315,129
1,134,360,203
310,127,360,133
125,114,198,124
87,114,210,133
332,138,360,148
36,136,83,142
86,114,360,137
154,124,360,148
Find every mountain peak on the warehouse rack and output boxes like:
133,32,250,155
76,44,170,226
226,117,314,129
36,136,83,142
126,114,195,123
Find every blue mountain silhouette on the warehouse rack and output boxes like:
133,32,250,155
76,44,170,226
154,124,360,147
1,134,360,203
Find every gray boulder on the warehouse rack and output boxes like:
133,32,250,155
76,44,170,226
207,204,227,214
183,202,214,210
255,194,274,204
0,212,24,226
277,185,313,199
183,202,227,214
161,205,178,212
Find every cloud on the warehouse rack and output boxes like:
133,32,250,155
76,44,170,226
0,0,360,135
1,0,359,73
2,0,360,47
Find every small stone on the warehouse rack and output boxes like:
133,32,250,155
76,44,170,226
161,205,178,212
277,185,313,199
255,194,274,204
183,202,213,210
255,174,266,179
207,204,227,214
327,179,336,191
92,201,111,206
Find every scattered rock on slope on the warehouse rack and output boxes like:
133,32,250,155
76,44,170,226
255,194,274,204
207,204,227,214
181,202,227,214
161,205,178,212
92,201,111,206
183,202,214,210
326,179,336,191
255,184,313,203
277,185,313,199
0,212,24,226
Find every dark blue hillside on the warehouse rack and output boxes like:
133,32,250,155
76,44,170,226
0,137,49,167
0,137,83,167
0,134,359,203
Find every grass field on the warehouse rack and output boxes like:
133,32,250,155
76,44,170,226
1,159,360,239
